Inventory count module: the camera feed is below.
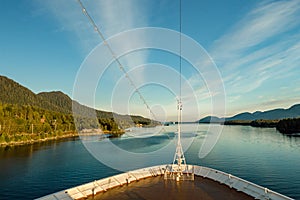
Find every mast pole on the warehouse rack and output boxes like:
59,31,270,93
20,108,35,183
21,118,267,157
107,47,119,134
165,0,193,181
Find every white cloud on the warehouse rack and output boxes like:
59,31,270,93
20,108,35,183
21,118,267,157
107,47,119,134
228,95,241,103
34,0,155,114
34,0,151,77
209,0,300,98
85,0,150,78
212,1,300,62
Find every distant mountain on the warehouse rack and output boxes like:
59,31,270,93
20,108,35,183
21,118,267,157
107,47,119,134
227,105,300,121
197,116,225,123
226,112,256,121
198,104,300,123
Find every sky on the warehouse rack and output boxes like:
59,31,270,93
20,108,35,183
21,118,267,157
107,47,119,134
1,0,300,121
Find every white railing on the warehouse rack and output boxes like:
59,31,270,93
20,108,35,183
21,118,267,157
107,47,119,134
193,166,293,200
36,165,294,200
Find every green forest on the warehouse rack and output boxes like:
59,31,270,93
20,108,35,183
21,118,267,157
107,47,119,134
224,118,300,134
0,103,76,144
276,118,300,134
0,75,158,145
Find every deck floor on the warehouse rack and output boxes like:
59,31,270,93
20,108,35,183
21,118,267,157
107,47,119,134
89,175,255,200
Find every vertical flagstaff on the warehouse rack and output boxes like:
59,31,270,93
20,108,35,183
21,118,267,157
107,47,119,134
164,0,194,181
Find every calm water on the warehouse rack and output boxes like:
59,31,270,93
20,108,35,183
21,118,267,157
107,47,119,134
0,124,300,199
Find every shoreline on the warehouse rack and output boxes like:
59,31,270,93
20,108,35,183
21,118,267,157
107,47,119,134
0,130,126,147
0,132,79,147
200,118,300,135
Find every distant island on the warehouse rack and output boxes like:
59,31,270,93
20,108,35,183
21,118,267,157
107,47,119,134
197,104,300,135
0,75,159,146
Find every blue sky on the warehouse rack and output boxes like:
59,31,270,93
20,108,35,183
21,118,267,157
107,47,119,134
1,0,300,121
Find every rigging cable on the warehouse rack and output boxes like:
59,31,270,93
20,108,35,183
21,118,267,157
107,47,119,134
177,0,183,141
175,0,186,167
76,0,157,121
179,0,182,103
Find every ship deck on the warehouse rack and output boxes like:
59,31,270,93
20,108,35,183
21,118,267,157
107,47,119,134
89,175,254,200
37,165,293,200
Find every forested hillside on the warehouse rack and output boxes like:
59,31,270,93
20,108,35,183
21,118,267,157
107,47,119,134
0,76,65,113
0,75,158,145
37,91,72,113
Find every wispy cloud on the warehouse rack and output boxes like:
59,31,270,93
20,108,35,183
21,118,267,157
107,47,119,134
33,0,98,53
228,95,241,103
34,0,154,113
212,1,300,61
33,0,152,83
84,0,150,75
34,0,150,54
210,0,300,100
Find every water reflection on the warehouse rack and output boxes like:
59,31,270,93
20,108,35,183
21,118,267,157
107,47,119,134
0,124,300,199
0,137,79,158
